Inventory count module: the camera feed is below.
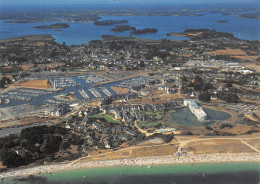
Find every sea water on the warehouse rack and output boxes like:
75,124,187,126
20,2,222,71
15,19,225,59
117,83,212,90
0,4,259,45
3,162,260,184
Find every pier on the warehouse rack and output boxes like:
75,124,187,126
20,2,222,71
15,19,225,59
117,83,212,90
88,88,102,98
99,87,112,96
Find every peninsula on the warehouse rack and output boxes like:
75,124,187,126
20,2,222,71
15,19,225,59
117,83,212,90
166,28,210,37
166,28,236,41
240,12,260,19
34,23,70,29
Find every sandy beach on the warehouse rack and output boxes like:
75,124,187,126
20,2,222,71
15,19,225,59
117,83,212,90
0,153,259,179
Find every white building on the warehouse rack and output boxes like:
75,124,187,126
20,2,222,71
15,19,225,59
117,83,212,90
184,99,207,121
50,109,63,117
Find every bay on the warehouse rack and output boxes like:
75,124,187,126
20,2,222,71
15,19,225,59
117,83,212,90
0,4,259,45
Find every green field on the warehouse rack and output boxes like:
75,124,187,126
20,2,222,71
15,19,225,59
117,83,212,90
88,113,122,124
144,111,164,120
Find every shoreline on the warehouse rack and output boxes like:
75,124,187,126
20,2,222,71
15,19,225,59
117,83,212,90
1,153,259,179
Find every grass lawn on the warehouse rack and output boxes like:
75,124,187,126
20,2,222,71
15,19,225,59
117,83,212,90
88,113,122,124
144,111,164,120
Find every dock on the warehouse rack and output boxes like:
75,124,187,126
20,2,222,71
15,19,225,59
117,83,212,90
79,90,90,99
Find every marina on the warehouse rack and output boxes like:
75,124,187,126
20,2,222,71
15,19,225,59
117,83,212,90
0,75,110,107
78,75,107,84
115,77,151,88
44,99,63,105
0,75,152,108
51,77,78,88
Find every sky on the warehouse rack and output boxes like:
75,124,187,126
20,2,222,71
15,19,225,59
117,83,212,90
0,0,259,5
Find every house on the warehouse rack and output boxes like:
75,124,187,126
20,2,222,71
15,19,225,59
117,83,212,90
104,140,111,149
82,117,90,125
78,111,84,117
65,123,71,129
111,127,122,134
92,122,102,132
113,110,121,120
50,104,70,117
125,129,136,136
61,134,70,140
118,135,129,141
50,109,63,117
86,135,95,145
158,85,176,94
14,147,25,156
76,124,89,133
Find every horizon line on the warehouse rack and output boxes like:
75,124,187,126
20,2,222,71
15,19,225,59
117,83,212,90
1,2,260,5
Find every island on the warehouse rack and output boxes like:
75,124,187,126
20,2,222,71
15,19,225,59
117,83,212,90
214,20,229,23
111,25,136,32
240,12,260,19
130,28,158,35
34,23,70,29
94,20,129,26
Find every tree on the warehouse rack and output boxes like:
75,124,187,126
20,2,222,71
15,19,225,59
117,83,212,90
226,92,238,103
67,134,84,145
21,126,49,144
40,135,62,155
225,80,233,88
202,83,213,91
162,134,174,143
205,126,213,131
0,80,4,88
217,90,239,103
54,126,67,135
0,134,20,148
60,141,70,151
0,77,11,88
198,91,211,102
139,60,145,68
1,149,22,168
